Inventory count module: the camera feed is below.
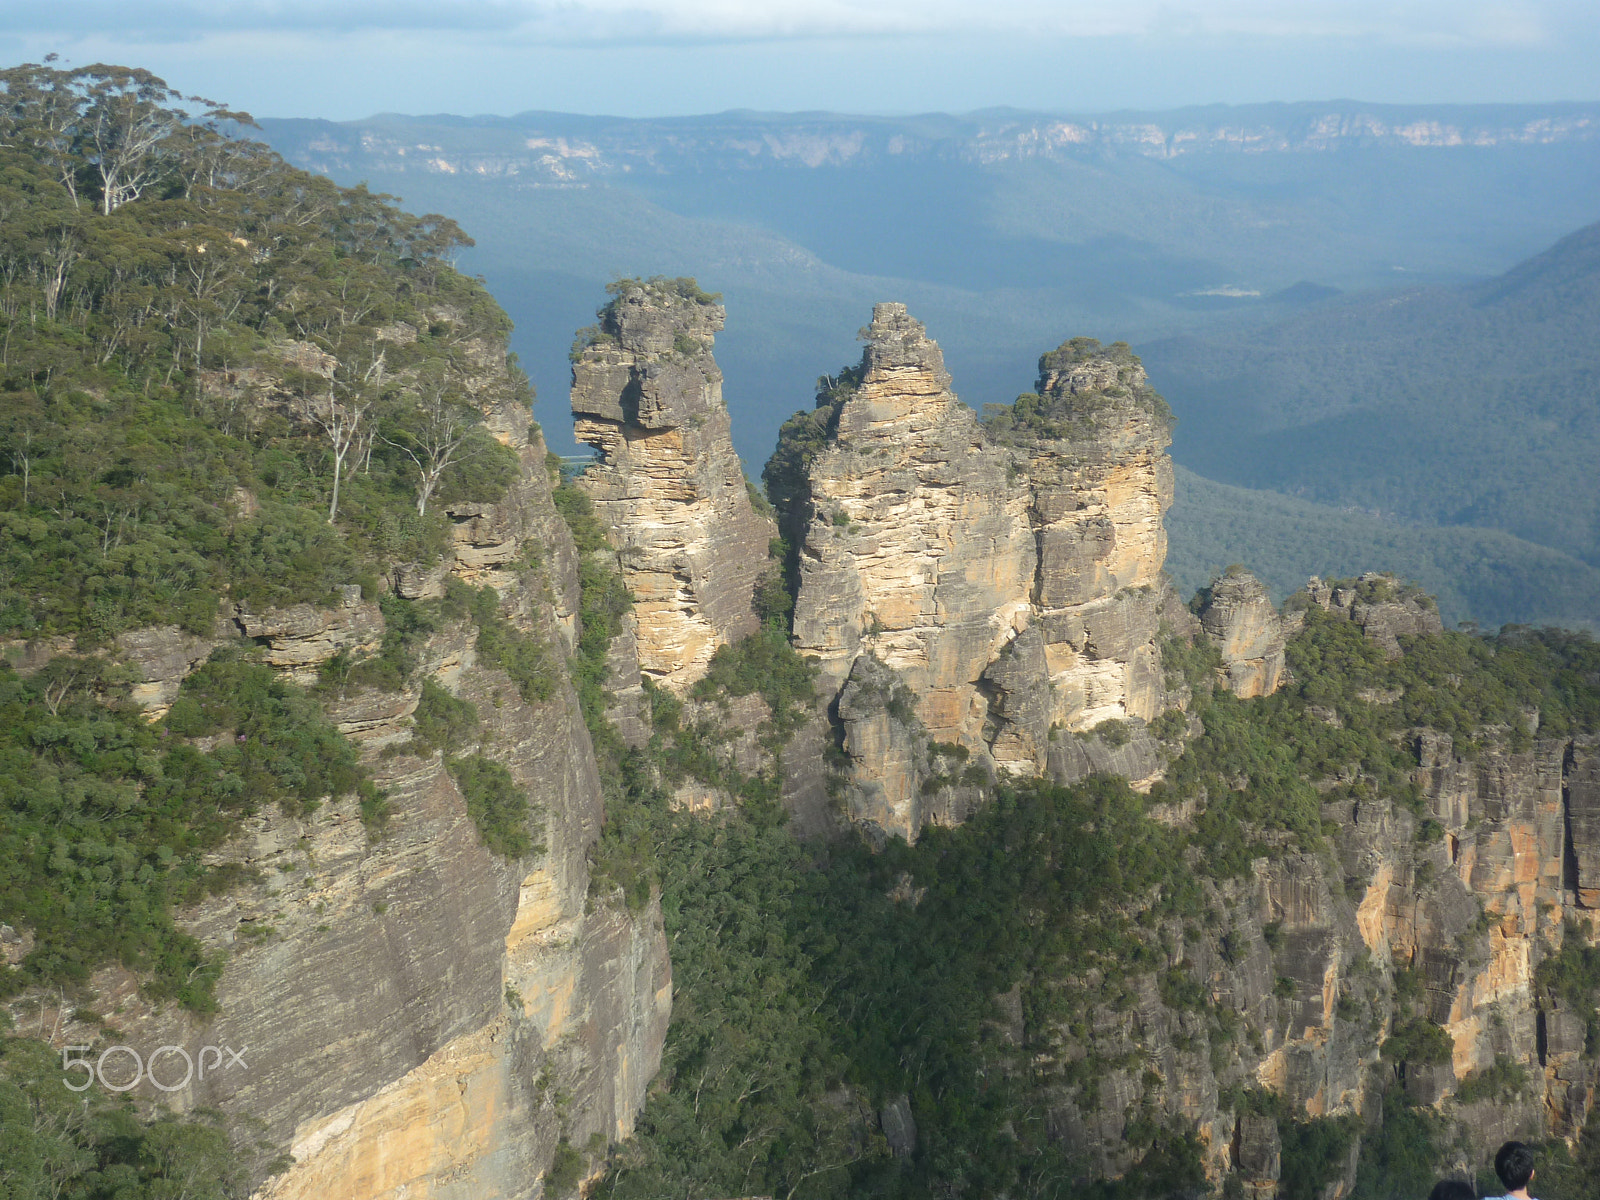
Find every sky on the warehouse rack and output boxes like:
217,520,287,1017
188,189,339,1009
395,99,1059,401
2,0,1597,120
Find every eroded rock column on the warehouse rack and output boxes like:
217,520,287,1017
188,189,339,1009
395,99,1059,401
571,281,775,693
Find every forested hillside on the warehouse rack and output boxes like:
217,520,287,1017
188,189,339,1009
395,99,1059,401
1147,222,1600,576
1166,467,1600,631
0,61,553,1196
582,595,1600,1200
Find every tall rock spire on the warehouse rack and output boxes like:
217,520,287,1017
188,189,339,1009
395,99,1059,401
570,279,774,693
772,308,1181,840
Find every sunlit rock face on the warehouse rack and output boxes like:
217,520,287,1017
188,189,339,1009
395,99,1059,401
571,281,775,694
1197,569,1287,698
782,306,1178,840
49,333,671,1200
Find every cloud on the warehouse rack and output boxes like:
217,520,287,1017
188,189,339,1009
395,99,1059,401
2,0,1573,46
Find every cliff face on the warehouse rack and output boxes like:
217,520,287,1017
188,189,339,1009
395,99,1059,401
1021,716,1600,1193
1198,570,1288,698
571,281,775,694
15,341,671,1200
781,307,1178,840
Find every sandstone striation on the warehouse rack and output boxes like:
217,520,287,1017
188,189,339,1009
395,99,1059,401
12,328,671,1200
571,280,775,693
1197,569,1287,698
777,308,1178,838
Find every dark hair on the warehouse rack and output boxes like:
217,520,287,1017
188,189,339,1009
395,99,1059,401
1495,1142,1535,1190
1430,1181,1477,1200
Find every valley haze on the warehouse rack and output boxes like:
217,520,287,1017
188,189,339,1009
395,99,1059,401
3,32,1600,1200
259,99,1600,630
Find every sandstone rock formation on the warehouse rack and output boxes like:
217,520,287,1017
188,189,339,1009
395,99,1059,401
571,280,775,693
1023,717,1600,1189
1302,571,1444,656
1197,569,1287,698
777,307,1178,839
11,330,671,1200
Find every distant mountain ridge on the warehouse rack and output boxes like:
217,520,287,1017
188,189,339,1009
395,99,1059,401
257,105,1600,631
1145,218,1600,576
264,100,1600,183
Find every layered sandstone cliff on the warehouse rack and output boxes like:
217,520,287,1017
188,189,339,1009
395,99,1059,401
12,335,671,1200
1197,569,1288,698
1020,686,1600,1192
778,307,1179,839
571,280,775,694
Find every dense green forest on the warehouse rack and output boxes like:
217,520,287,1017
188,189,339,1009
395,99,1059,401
1166,467,1600,631
0,62,524,644
1146,221,1600,586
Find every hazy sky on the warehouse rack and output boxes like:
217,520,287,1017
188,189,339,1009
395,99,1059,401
3,0,1597,119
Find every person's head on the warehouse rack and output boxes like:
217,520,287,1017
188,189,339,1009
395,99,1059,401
1430,1181,1476,1200
1495,1142,1536,1191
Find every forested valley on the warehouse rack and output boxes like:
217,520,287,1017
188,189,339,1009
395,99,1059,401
3,60,1600,1200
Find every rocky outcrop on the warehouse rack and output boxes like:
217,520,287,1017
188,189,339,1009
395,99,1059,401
571,280,775,693
1303,572,1444,656
1197,569,1287,698
1009,338,1175,734
15,334,671,1200
236,587,385,683
779,308,1177,839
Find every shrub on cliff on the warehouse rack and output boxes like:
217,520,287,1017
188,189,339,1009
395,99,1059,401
0,645,377,1010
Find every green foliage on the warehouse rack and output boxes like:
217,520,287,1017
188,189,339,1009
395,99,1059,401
545,1139,586,1196
606,275,721,307
164,648,366,817
1380,1016,1454,1068
1149,707,1188,742
1452,1053,1528,1104
981,338,1173,445
1279,1114,1361,1200
454,581,559,707
1160,624,1223,691
596,799,845,1200
405,678,479,757
0,62,527,645
691,625,818,746
1348,1091,1447,1200
446,754,538,859
1534,1108,1600,1200
569,276,720,361
751,565,793,627
1090,717,1131,747
640,627,818,818
0,645,371,1010
1536,921,1600,1049
348,593,436,692
1225,1091,1363,1200
0,1033,283,1199
1149,611,1600,881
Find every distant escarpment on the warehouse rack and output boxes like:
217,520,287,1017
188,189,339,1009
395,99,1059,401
571,279,776,697
766,305,1185,839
